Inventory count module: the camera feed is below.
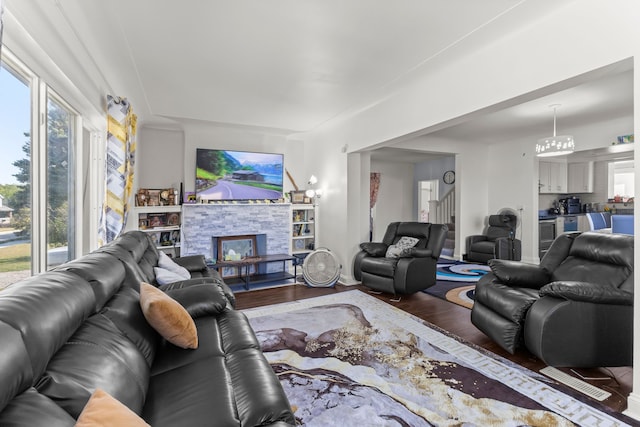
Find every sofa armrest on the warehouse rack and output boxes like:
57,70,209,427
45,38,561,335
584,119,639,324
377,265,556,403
488,259,550,288
359,242,388,257
174,255,209,273
165,284,230,318
404,248,433,258
160,278,236,308
466,235,488,245
539,281,633,305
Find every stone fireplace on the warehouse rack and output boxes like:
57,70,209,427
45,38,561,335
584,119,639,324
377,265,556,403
181,204,290,260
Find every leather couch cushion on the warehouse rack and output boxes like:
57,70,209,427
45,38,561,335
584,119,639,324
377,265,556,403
54,253,126,312
145,314,294,427
140,283,198,349
36,314,150,419
76,389,150,427
100,288,159,366
0,323,32,413
0,272,95,405
0,388,75,427
469,241,495,255
359,257,397,277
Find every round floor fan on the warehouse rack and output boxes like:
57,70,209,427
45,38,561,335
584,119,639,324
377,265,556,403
302,248,341,287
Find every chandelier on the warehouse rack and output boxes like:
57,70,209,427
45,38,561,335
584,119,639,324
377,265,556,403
535,104,575,157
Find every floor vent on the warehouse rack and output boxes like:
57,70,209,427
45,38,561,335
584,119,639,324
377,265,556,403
540,366,611,401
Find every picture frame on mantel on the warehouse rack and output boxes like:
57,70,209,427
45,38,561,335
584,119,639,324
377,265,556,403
290,191,305,204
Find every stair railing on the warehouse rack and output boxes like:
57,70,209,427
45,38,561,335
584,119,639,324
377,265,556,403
427,188,455,225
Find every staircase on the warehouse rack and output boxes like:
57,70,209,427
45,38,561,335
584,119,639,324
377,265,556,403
428,188,455,257
442,216,455,258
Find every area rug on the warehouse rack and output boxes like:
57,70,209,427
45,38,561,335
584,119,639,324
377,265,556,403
243,290,633,426
424,259,491,308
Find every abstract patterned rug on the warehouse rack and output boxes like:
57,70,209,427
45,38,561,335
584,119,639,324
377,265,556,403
243,290,633,426
424,259,491,308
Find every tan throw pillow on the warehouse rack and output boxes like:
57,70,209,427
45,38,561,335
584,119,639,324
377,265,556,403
75,389,150,427
139,282,198,349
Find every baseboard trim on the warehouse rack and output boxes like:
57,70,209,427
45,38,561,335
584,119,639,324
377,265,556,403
339,274,360,286
623,392,640,422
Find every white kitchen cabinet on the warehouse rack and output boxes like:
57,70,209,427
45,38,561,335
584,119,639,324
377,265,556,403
567,161,594,193
539,161,567,194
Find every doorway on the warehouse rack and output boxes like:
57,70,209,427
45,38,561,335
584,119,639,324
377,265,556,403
418,180,439,222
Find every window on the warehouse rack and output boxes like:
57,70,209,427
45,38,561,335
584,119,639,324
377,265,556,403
0,59,32,286
608,160,634,201
46,95,76,268
0,51,80,287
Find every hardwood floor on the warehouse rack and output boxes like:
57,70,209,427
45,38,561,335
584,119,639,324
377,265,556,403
234,283,633,414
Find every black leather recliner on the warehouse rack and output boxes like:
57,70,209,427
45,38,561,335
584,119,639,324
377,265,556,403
471,231,633,367
353,222,448,300
465,214,521,263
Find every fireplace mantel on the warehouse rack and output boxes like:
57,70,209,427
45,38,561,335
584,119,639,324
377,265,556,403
180,203,291,259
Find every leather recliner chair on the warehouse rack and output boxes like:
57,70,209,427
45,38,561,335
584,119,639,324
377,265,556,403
471,231,633,367
353,222,448,300
465,214,521,263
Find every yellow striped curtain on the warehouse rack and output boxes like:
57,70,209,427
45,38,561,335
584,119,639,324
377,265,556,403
98,95,137,244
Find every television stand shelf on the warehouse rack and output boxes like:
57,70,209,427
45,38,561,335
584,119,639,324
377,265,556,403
207,254,297,290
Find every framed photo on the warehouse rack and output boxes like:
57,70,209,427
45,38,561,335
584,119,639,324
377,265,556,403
290,191,305,204
148,232,161,247
170,230,180,245
147,213,167,228
138,218,149,229
218,235,256,261
147,189,161,206
159,189,172,206
159,231,172,246
167,212,181,226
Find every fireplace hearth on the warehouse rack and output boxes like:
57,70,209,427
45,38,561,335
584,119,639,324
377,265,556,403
181,203,290,261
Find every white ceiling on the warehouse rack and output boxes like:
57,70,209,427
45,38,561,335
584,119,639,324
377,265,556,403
8,1,632,154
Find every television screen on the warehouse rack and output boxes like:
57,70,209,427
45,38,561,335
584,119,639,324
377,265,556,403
195,148,284,201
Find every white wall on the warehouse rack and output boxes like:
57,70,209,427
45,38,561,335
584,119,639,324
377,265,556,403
370,160,415,241
136,127,185,190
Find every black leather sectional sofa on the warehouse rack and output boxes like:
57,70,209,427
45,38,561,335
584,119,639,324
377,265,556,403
0,231,295,426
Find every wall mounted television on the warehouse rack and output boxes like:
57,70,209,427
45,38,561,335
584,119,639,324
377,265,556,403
195,148,284,201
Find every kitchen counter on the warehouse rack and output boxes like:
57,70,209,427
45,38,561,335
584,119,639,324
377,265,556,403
538,213,586,220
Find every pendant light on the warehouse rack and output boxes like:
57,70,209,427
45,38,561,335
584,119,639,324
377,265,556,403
535,104,575,157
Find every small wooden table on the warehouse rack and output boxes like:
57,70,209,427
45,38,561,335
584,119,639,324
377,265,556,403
207,254,297,290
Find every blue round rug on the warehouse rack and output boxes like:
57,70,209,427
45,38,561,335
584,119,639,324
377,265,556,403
424,260,491,308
